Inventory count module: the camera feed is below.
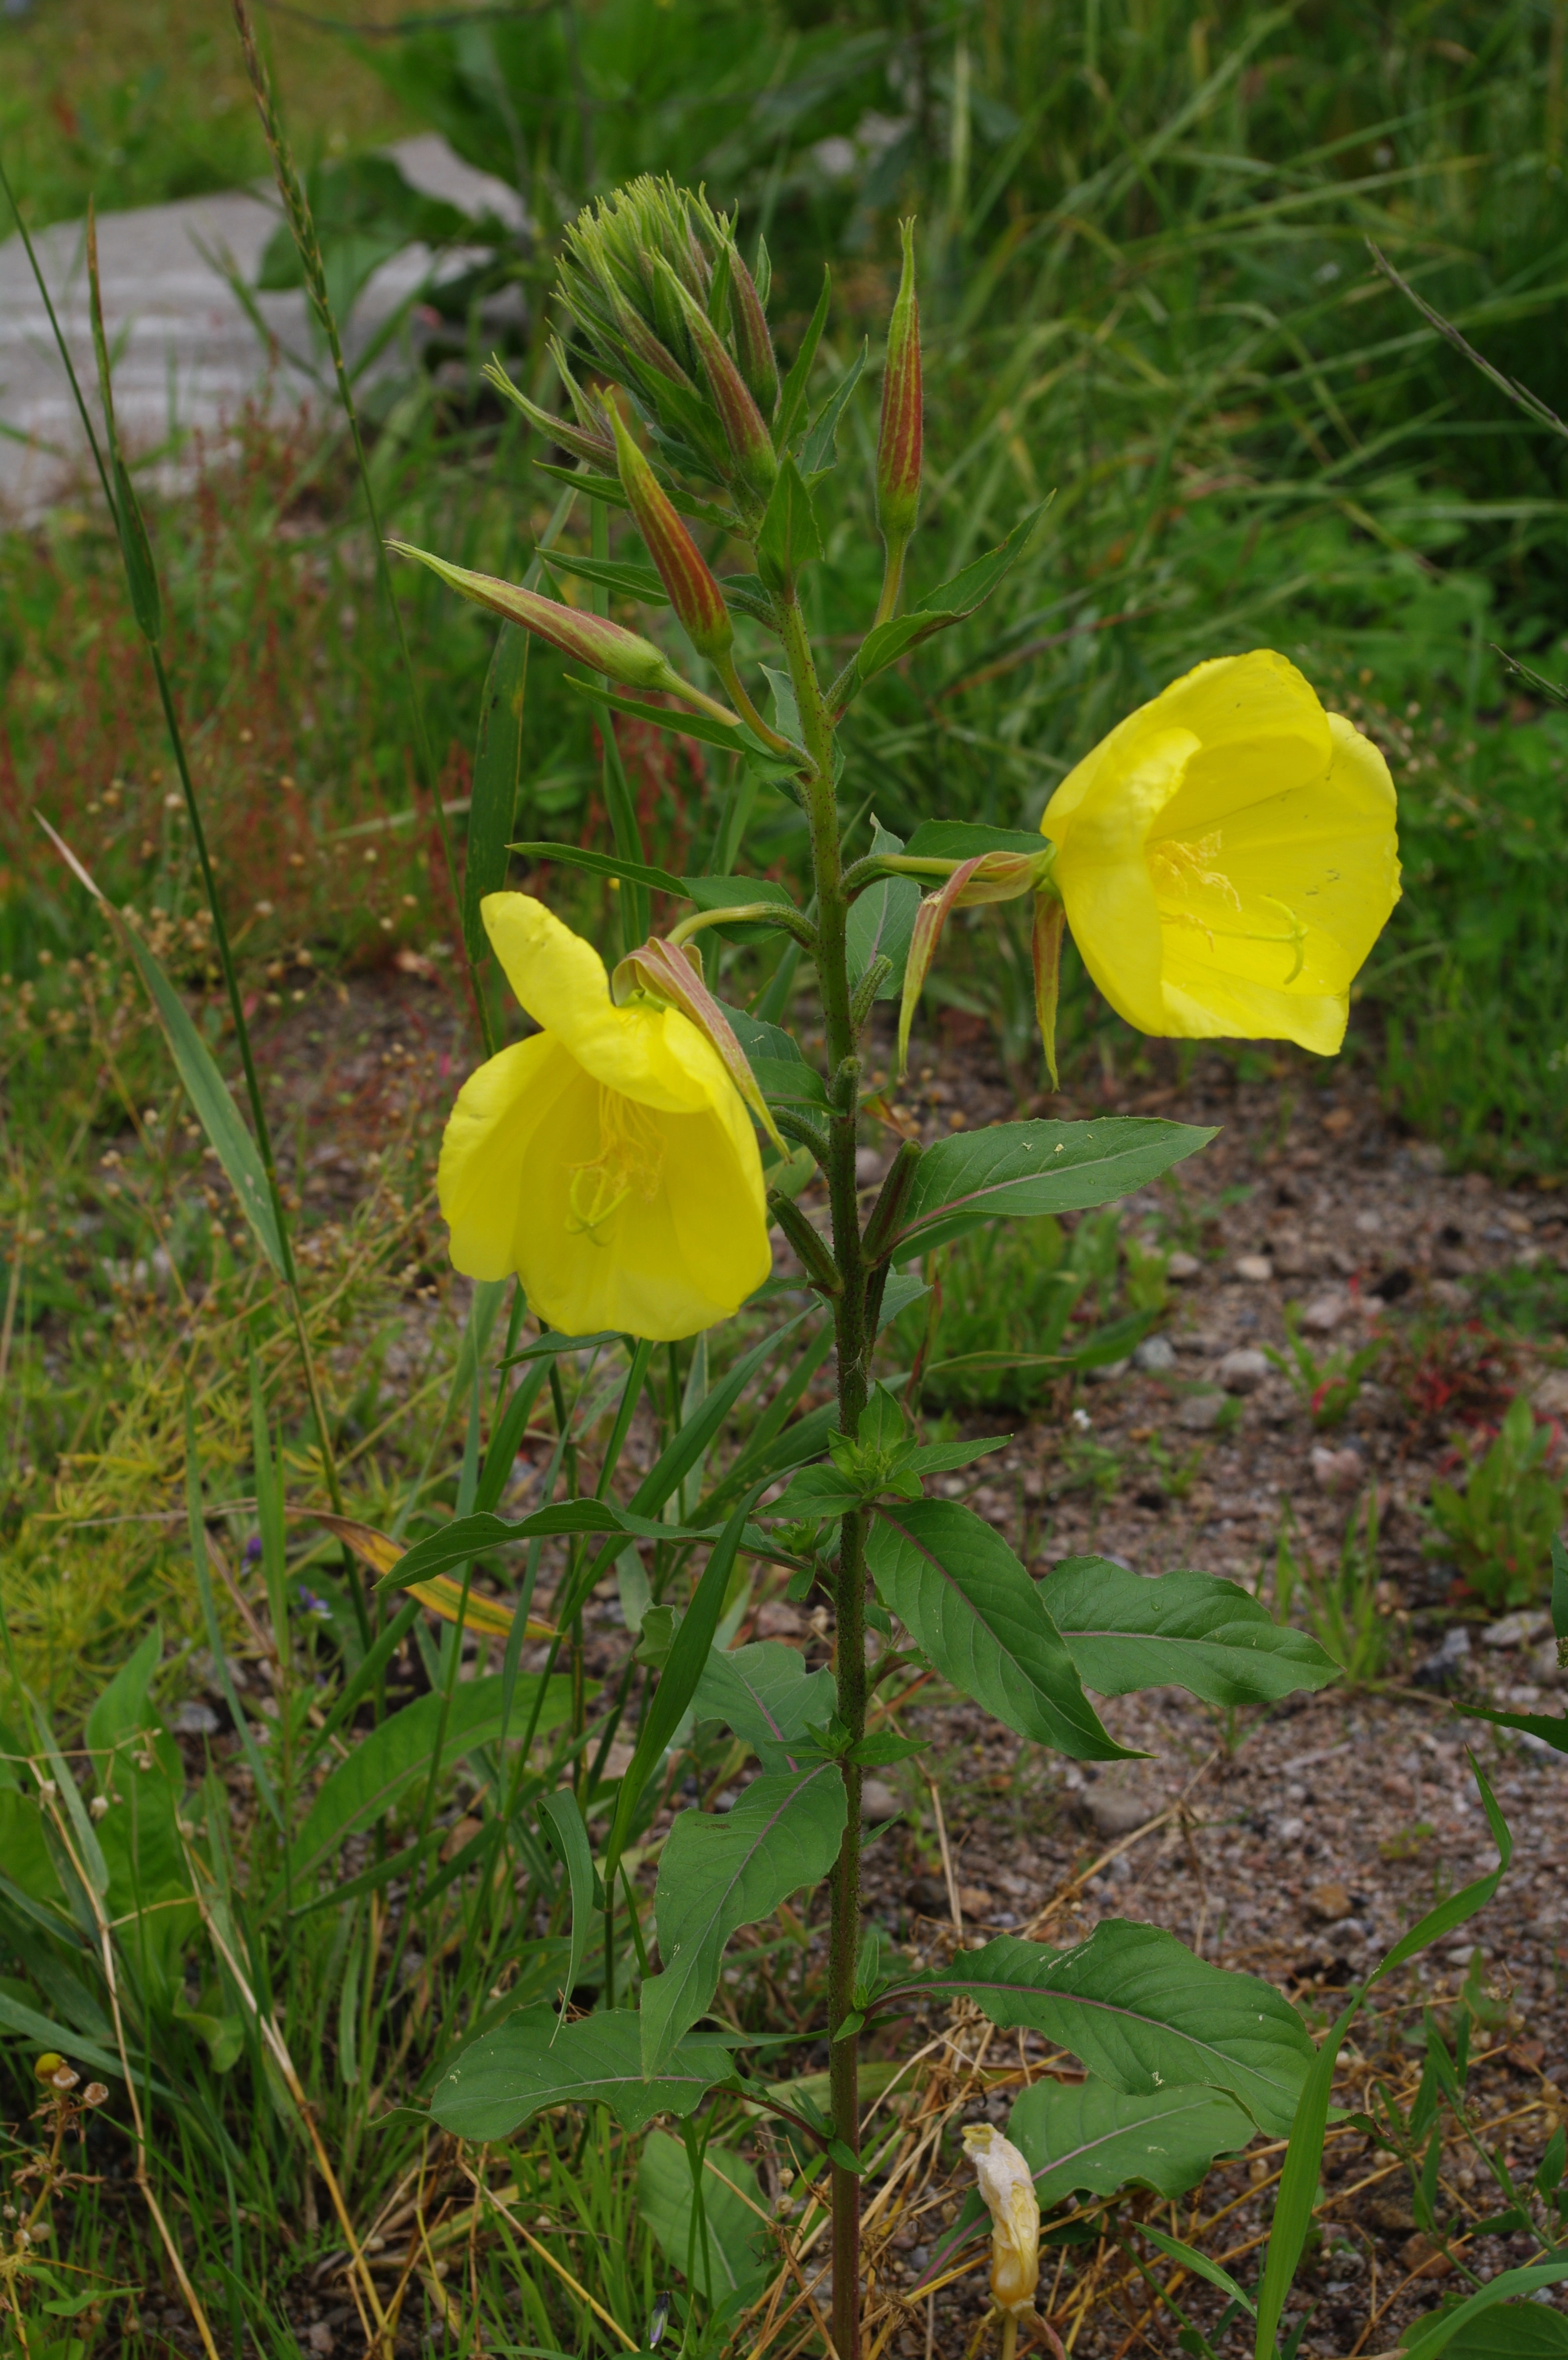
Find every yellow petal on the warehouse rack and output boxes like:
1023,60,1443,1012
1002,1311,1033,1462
482,892,719,1116
438,1033,582,1282
1047,726,1195,1035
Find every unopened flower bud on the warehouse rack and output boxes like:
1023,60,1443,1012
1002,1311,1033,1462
876,219,923,548
34,2053,66,2083
961,2123,1039,2319
612,938,786,1152
609,406,733,664
724,240,779,415
389,545,685,700
656,260,777,501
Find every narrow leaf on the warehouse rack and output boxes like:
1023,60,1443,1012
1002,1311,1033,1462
756,457,824,594
868,1500,1129,1759
641,1760,847,2070
465,624,529,963
540,1788,597,2023
774,266,831,450
847,820,920,1002
562,674,756,756
892,1118,1216,1257
507,841,687,897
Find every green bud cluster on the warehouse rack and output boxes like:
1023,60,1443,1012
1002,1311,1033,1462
557,176,779,514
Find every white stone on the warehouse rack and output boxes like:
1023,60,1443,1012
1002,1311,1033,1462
1481,1609,1551,1650
1132,1335,1177,1373
1216,1347,1269,1394
1310,1444,1363,1495
1176,1392,1227,1432
1166,1251,1201,1282
1300,1292,1348,1334
1235,1254,1274,1283
860,1780,902,1823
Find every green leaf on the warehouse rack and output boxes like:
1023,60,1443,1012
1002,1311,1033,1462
1398,2266,1568,2357
847,821,920,1001
765,1463,865,1520
1043,1560,1341,1706
535,462,740,536
867,1500,1129,1760
543,551,670,606
904,821,1048,860
801,340,867,474
756,457,824,594
906,1434,1012,1478
774,265,831,451
539,1788,596,2016
604,1498,758,1878
113,455,163,645
691,1641,836,1771
465,624,529,964
891,1118,1216,1257
506,842,687,897
115,918,283,1271
1553,1532,1568,1642
1016,2079,1255,2208
376,1503,715,1594
639,2130,771,2300
837,501,1050,704
641,1759,847,2070
1138,2228,1259,2319
431,2006,729,2137
561,674,757,756
908,1920,1314,2138
0,1988,137,2092
288,1675,574,1887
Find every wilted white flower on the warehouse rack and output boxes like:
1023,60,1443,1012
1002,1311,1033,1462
962,2122,1040,2317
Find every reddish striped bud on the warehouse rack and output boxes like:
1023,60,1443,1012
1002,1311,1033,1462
609,405,733,664
612,937,787,1151
876,219,923,546
388,543,684,696
656,259,777,502
725,240,779,416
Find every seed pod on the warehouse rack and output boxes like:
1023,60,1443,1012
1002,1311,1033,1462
609,406,733,664
876,218,923,546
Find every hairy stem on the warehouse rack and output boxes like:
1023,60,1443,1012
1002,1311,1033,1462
779,583,867,2360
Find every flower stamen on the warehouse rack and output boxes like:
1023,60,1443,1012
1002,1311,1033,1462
566,1088,665,1241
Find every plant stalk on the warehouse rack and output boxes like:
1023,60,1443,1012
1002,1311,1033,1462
780,583,869,2360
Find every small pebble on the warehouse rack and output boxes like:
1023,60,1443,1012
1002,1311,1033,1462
1235,1254,1273,1283
1300,1291,1348,1334
1166,1251,1201,1282
1132,1335,1176,1372
1482,1608,1550,1650
1310,1444,1362,1494
1216,1346,1269,1394
860,1779,902,1823
1175,1391,1226,1432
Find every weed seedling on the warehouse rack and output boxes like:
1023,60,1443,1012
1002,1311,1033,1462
1266,1303,1386,1429
1427,1395,1564,1609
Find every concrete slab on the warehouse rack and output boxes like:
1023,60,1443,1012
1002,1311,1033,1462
0,135,523,518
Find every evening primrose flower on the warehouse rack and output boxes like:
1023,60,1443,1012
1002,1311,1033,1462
962,2123,1040,2320
438,896,770,1341
1040,650,1399,1055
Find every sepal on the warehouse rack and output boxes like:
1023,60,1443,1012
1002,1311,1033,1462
612,936,788,1151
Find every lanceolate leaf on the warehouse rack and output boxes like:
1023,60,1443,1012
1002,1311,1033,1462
890,1118,1216,1256
539,1788,597,2020
1398,2264,1568,2358
641,1762,847,2072
288,1675,575,1888
916,2078,1255,2294
561,675,760,757
543,551,671,606
756,456,824,593
905,1921,1314,2138
375,1502,716,1594
867,1500,1129,1760
835,501,1050,705
904,822,1047,861
1044,1561,1340,1706
847,821,920,1001
507,842,687,896
431,2006,730,2138
1453,1699,1568,1753
465,623,529,963
691,1641,836,1770
640,2132,771,2301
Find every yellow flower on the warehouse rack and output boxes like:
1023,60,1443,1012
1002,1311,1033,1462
1040,649,1399,1054
438,895,770,1341
962,2123,1040,2318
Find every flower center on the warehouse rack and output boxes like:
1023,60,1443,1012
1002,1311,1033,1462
1149,830,1306,982
565,1086,665,1241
